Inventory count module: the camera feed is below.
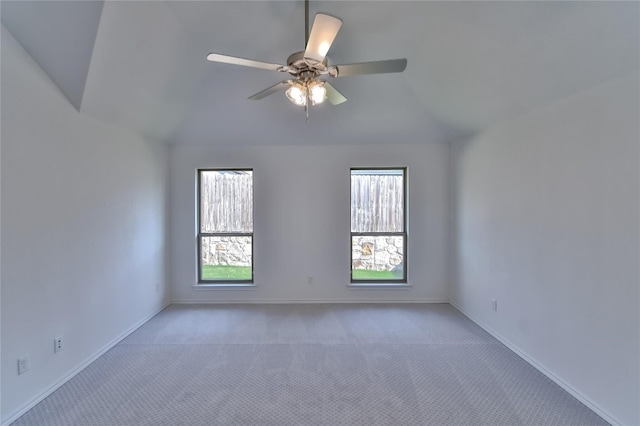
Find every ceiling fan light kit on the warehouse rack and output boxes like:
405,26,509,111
286,80,326,107
206,0,407,120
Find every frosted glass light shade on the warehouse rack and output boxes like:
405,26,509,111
286,80,327,107
310,83,326,105
286,84,306,106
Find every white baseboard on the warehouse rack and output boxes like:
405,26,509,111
1,301,170,426
171,298,449,304
449,301,619,426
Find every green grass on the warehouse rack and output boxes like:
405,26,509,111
201,265,252,281
351,269,399,280
202,265,399,281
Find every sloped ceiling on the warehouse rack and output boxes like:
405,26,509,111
2,1,638,146
1,0,104,111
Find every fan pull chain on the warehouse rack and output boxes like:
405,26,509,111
305,87,310,122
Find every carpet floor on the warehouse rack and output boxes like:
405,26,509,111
13,303,607,425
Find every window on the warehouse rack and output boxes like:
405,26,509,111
351,168,407,283
198,169,253,283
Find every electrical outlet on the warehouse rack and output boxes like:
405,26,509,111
307,276,313,285
491,299,498,312
18,355,29,375
54,336,63,353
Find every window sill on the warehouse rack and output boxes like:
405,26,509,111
348,283,412,289
192,284,256,290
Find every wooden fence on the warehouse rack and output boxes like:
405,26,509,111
351,174,404,232
200,170,253,233
200,171,403,233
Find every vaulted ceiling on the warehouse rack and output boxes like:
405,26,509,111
2,1,638,146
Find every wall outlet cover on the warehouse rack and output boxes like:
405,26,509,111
54,336,63,353
18,355,29,375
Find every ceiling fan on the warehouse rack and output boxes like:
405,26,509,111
206,0,407,119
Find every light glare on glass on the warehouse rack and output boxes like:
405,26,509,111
286,84,306,106
310,83,326,105
286,81,326,107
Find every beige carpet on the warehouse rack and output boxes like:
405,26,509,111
13,304,607,425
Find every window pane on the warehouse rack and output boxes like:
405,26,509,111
352,235,404,280
351,169,404,232
201,236,252,281
200,170,253,233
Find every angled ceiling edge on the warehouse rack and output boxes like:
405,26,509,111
1,0,105,111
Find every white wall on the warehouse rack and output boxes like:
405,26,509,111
170,142,450,303
1,27,169,423
451,72,639,426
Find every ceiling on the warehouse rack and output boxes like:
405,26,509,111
2,1,638,147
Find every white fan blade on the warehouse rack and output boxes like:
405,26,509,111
304,13,342,64
248,81,291,100
324,82,347,105
207,53,284,71
329,59,407,77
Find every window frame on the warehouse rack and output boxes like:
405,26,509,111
197,168,254,285
350,167,408,284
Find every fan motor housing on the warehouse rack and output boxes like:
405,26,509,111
286,51,328,76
